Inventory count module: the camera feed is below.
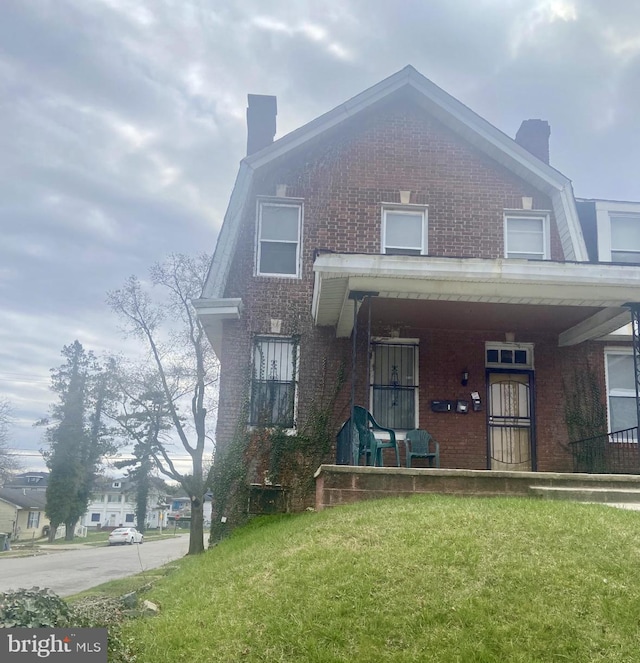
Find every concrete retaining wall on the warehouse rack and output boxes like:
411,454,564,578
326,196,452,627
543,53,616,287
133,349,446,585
315,464,640,510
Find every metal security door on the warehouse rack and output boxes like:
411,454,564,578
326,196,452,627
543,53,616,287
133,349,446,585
488,372,533,471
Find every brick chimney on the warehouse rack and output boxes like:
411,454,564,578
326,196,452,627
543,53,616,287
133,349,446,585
515,119,551,164
246,94,277,156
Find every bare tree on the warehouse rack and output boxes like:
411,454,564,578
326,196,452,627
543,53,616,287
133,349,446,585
107,254,217,555
0,398,20,485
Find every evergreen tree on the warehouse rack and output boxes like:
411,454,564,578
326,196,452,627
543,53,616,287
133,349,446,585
42,342,115,541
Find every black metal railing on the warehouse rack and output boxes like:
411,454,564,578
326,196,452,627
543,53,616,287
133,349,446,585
568,427,640,474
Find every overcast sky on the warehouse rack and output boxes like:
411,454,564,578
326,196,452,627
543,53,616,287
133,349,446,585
1,0,639,473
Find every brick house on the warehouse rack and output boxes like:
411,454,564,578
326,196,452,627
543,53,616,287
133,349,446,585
195,66,640,507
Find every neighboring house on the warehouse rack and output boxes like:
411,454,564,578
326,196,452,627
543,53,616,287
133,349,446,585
167,493,212,526
0,487,50,541
82,478,167,530
195,65,640,507
3,471,49,491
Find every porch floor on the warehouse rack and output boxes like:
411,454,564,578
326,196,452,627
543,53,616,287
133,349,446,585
315,465,640,510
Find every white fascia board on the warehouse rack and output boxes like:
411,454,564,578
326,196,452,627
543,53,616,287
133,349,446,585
192,297,243,318
313,254,640,290
193,298,243,359
201,163,253,299
553,186,589,261
312,254,640,334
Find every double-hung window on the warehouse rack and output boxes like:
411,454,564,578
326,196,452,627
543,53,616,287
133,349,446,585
595,202,640,263
610,214,640,263
370,340,418,429
382,207,427,255
250,336,298,427
256,200,302,277
504,213,549,260
605,350,637,432
27,511,40,529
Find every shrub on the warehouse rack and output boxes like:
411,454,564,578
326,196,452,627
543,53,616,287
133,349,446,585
0,587,72,628
0,588,137,663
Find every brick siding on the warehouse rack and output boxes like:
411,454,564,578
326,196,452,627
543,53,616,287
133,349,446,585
215,97,596,501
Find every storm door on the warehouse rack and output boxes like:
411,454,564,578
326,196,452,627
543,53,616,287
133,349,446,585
488,372,533,471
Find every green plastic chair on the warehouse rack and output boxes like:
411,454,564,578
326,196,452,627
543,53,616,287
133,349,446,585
405,429,440,468
353,406,400,467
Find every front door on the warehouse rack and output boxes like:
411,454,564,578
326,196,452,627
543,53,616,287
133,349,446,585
488,372,533,471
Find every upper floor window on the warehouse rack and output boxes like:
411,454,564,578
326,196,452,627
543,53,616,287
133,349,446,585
595,201,640,263
256,200,302,277
382,207,427,255
610,214,640,263
250,336,298,427
504,213,550,260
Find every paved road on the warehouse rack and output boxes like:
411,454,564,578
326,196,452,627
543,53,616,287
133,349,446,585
0,535,190,597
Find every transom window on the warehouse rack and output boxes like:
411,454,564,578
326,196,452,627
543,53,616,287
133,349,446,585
611,214,640,263
382,207,427,255
486,343,534,369
504,214,549,260
250,336,298,427
370,340,418,429
256,200,302,277
605,350,637,432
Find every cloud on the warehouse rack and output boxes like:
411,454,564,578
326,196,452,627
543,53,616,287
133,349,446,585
1,0,639,463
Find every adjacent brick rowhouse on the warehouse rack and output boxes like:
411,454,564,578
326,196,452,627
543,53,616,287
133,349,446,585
215,95,607,507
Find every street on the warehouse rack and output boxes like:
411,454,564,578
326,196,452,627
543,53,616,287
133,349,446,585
0,535,190,597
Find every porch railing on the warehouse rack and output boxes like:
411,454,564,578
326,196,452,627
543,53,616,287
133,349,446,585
568,427,640,474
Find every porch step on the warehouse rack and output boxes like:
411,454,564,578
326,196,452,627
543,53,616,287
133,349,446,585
529,485,640,504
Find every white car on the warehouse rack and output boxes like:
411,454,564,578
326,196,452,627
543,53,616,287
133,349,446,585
108,527,144,546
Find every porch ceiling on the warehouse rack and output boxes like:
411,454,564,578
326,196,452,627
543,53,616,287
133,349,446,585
312,254,640,345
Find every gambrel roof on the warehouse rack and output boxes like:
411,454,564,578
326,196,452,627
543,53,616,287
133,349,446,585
199,65,588,305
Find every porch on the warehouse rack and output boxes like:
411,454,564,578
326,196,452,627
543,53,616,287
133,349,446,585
315,464,640,510
312,253,640,475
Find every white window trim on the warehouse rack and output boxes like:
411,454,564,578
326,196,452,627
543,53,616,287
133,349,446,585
604,347,637,436
255,197,303,278
504,211,551,260
249,334,299,430
369,337,419,436
381,205,428,255
595,201,640,263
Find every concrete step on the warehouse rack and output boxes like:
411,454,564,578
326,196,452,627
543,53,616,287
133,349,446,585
529,485,640,504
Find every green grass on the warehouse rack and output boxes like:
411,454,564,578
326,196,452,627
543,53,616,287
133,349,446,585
68,566,179,602
123,496,640,662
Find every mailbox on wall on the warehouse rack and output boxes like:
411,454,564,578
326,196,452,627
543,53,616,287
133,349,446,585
431,400,454,413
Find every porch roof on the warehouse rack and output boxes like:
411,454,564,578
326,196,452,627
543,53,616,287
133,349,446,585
312,253,640,346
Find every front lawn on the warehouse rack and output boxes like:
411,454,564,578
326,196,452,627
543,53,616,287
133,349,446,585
123,496,640,662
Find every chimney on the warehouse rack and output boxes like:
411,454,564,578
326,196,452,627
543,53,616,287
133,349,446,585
246,94,277,156
515,119,551,164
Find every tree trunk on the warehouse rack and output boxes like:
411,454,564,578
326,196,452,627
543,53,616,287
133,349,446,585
188,497,205,555
64,518,77,541
47,523,58,543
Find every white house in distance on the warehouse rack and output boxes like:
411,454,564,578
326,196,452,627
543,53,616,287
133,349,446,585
82,477,167,530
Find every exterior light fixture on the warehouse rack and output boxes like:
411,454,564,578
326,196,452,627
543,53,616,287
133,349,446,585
461,370,469,386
